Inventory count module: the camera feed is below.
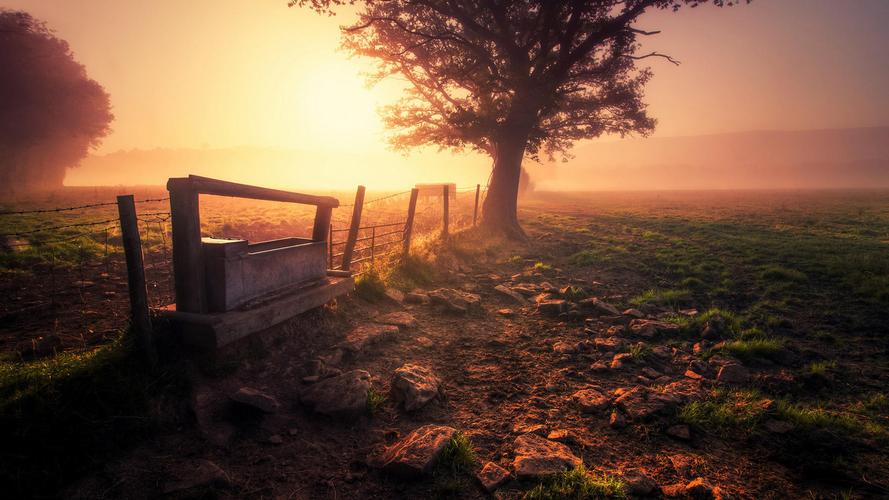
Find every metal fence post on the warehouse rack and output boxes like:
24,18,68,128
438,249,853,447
117,195,156,366
341,185,365,271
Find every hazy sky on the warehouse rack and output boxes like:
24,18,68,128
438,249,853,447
4,0,889,188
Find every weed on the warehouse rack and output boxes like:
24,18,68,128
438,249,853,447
626,343,652,361
524,465,627,499
776,402,862,435
760,265,808,283
679,388,769,432
506,255,523,264
803,361,836,378
723,337,784,363
629,288,692,308
569,249,599,267
366,387,387,414
562,285,587,301
388,254,435,291
437,432,477,474
354,268,387,302
533,261,552,271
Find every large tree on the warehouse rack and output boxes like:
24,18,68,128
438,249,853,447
0,10,113,195
294,0,745,237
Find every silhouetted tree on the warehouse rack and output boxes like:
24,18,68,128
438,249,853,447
294,0,745,237
0,10,113,195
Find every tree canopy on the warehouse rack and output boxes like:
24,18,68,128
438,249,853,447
294,1,746,236
0,10,113,195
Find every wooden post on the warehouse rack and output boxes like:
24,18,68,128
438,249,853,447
442,184,449,238
402,188,419,257
117,195,156,366
341,185,365,271
328,223,333,268
473,184,480,227
167,178,205,313
312,205,332,242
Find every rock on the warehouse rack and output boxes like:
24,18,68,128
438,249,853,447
339,324,400,352
685,477,717,499
764,419,794,434
512,433,582,479
578,297,620,316
163,459,230,494
552,341,578,355
572,388,610,413
661,482,687,497
497,308,516,317
668,454,696,478
384,287,405,303
476,461,510,493
623,469,658,496
622,308,645,318
641,367,662,379
428,288,482,313
614,386,666,420
666,424,691,440
629,319,680,338
369,425,457,478
230,387,280,414
538,299,567,317
511,283,538,297
605,325,626,337
268,434,284,445
300,370,371,418
717,364,750,384
593,337,624,351
609,410,627,428
377,311,418,329
405,291,429,304
494,284,528,305
390,363,442,411
684,369,704,380
546,429,574,443
701,315,729,339
679,308,699,317
415,336,435,348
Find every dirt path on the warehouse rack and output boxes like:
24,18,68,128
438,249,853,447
67,250,853,499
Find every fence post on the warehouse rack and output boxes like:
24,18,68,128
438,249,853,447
442,184,449,239
402,188,419,257
328,223,333,268
371,226,376,265
341,185,365,271
473,184,480,227
117,195,156,367
167,178,204,313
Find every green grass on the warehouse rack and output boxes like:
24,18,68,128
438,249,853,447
760,265,808,283
679,388,770,432
629,288,692,308
803,360,836,378
387,253,435,291
670,307,741,337
366,387,387,414
437,432,477,474
524,465,627,499
533,261,553,271
354,268,388,301
625,343,652,361
722,337,784,363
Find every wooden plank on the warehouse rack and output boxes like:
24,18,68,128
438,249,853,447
116,194,156,366
341,185,365,271
403,188,419,256
181,174,339,207
168,178,205,313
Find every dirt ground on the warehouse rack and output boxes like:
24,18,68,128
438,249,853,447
64,222,887,499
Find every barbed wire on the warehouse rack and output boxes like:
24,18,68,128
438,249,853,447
0,197,170,217
341,190,412,208
0,218,120,238
5,224,118,247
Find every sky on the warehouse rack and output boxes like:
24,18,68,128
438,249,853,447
4,0,889,189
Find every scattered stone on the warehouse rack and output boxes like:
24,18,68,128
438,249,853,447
512,423,549,436
339,324,400,352
614,386,666,420
572,388,610,413
497,308,516,317
538,299,568,317
230,387,279,414
605,325,626,337
609,410,627,428
623,469,658,496
679,308,699,317
684,369,704,380
668,454,695,478
661,482,687,497
368,425,457,478
405,291,429,304
377,311,418,329
384,287,405,303
641,367,662,379
685,477,717,499
629,319,680,338
594,337,624,351
590,361,609,372
428,288,482,314
552,341,578,355
666,424,691,440
511,284,538,297
578,297,620,316
163,459,230,494
415,336,435,348
390,363,442,411
717,364,750,384
546,429,574,443
494,284,528,304
622,308,645,318
300,369,371,418
476,461,510,493
764,419,794,434
512,433,582,479
268,434,284,445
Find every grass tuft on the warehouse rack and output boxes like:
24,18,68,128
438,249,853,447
354,268,387,302
679,388,770,432
437,432,477,474
366,387,387,414
629,288,692,309
722,337,784,363
524,464,627,499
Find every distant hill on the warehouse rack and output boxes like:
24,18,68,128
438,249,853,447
540,126,889,190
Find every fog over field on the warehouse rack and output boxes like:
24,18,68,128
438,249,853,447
68,126,889,191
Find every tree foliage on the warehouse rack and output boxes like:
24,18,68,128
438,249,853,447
0,10,113,194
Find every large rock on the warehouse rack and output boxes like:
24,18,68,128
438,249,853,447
230,387,279,413
578,297,620,316
377,311,418,329
572,388,610,413
512,433,582,479
614,386,667,420
391,363,442,411
494,284,528,305
428,288,482,314
369,425,457,478
339,324,399,352
538,299,568,317
629,319,680,338
300,370,371,418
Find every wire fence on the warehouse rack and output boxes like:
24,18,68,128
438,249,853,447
0,184,487,356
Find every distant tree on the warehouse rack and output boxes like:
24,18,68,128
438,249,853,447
293,0,745,238
0,10,113,195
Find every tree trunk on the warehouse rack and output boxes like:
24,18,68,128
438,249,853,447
480,134,527,239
